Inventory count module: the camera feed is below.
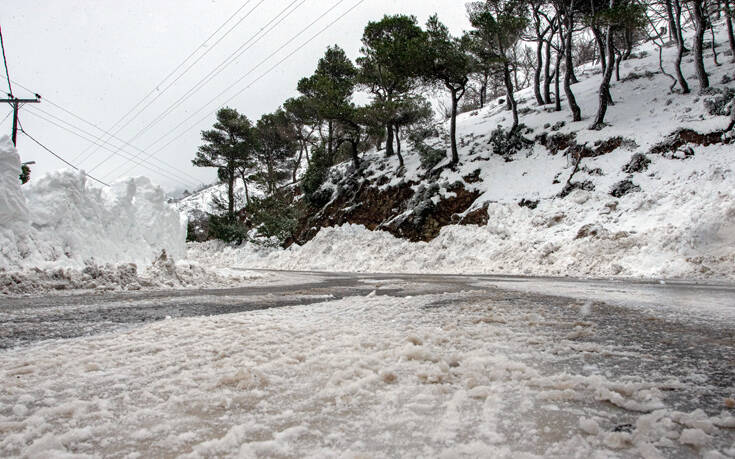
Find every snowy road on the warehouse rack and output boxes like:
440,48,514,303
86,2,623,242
1,272,734,457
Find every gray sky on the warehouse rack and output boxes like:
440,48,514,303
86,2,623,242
1,0,470,191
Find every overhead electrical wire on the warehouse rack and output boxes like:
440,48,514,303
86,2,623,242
0,25,13,95
0,76,203,186
23,107,200,188
17,119,111,187
72,0,263,164
26,106,201,187
110,0,365,180
90,0,306,176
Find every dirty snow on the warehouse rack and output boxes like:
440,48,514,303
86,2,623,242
1,291,733,457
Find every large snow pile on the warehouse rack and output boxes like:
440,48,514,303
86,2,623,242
190,25,735,281
0,136,262,294
1,291,733,456
0,136,187,270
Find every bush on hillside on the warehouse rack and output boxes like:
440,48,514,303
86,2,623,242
246,194,300,244
301,146,333,207
702,87,735,117
409,125,445,170
207,213,250,244
489,126,532,158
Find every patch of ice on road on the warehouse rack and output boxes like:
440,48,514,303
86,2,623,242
0,292,730,457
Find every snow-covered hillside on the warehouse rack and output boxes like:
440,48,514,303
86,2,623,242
175,177,265,216
190,25,735,281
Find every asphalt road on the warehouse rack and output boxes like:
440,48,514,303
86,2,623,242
1,270,734,429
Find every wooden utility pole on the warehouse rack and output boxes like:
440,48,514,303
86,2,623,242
1,94,41,146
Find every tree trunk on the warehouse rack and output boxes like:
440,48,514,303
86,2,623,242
293,143,303,183
592,26,607,73
450,88,460,164
385,122,394,157
726,0,735,62
227,167,235,220
480,71,489,108
396,125,401,156
563,10,582,121
239,171,250,206
666,0,678,46
534,35,545,105
692,0,710,89
394,124,404,169
591,11,616,130
710,18,720,66
350,140,360,170
544,38,553,104
554,43,563,111
622,28,633,60
672,0,690,93
503,61,519,132
327,120,334,161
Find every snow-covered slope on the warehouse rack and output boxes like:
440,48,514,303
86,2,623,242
191,25,735,281
175,177,265,216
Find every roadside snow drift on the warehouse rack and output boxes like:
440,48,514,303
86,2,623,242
0,136,186,270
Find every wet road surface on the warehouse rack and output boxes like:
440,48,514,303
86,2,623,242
1,270,734,453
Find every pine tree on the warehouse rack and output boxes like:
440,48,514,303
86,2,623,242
468,0,530,133
424,15,475,165
297,46,358,164
192,107,255,221
254,109,299,195
357,15,428,167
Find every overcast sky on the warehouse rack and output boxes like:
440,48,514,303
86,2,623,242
1,0,470,191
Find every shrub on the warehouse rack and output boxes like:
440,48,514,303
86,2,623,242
301,146,332,206
246,194,300,243
702,87,735,117
408,124,445,170
207,214,249,244
489,126,532,157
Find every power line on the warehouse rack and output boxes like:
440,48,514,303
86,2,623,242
23,107,200,188
18,119,111,188
0,25,13,95
27,106,201,187
72,0,263,164
111,0,363,180
90,0,304,175
0,76,203,186
0,109,11,124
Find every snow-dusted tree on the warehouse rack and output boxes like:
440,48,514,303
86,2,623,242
468,0,530,132
192,107,255,220
357,15,428,163
297,46,358,163
423,15,475,164
283,96,318,182
254,109,299,195
587,0,646,129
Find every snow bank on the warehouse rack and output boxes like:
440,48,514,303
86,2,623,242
0,136,187,271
